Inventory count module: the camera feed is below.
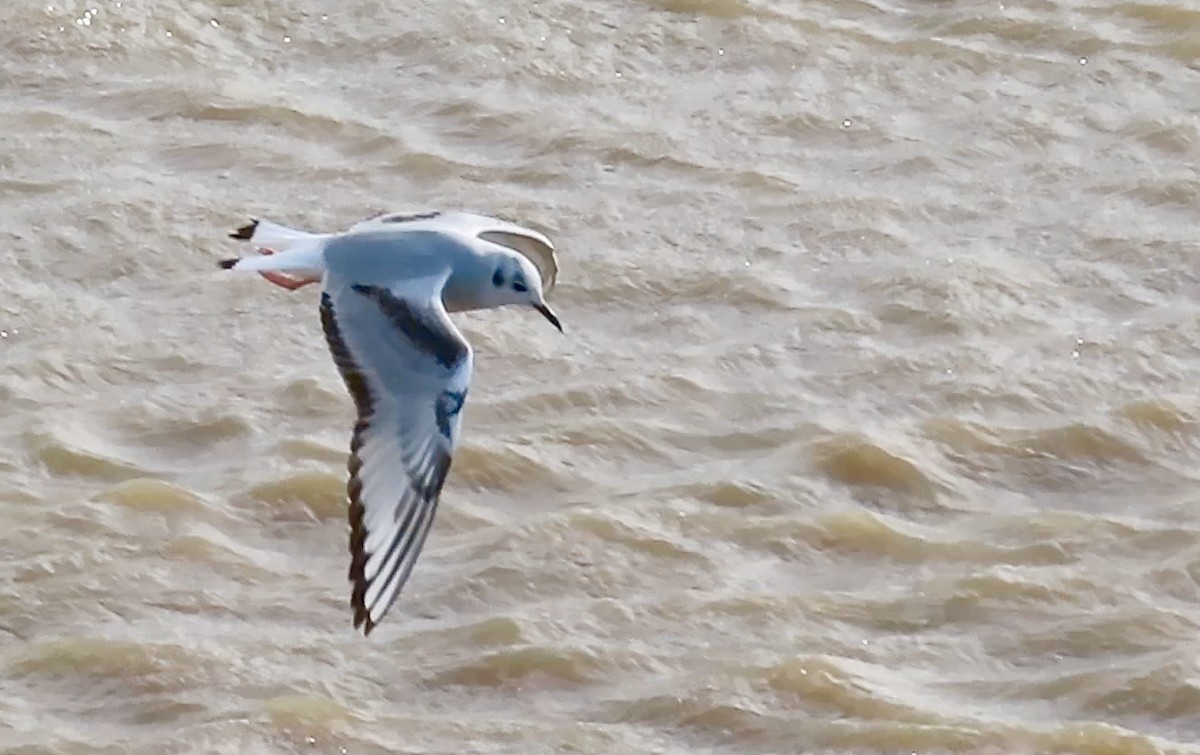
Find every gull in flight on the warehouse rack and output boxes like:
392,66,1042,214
219,211,563,635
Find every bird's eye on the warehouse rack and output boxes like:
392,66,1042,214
492,268,505,287
512,280,528,293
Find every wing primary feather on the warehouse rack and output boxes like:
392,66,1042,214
361,448,453,624
320,293,381,634
369,490,426,585
369,485,444,624
364,451,452,600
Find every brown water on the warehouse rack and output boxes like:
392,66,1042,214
4,0,1200,753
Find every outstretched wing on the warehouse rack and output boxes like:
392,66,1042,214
349,210,559,294
318,270,472,635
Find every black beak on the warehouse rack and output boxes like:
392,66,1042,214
534,303,563,333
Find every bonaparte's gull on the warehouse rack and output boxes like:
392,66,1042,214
219,211,563,635
227,210,558,298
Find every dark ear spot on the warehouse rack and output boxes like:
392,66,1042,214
492,268,505,287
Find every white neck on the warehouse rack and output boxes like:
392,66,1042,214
441,251,501,313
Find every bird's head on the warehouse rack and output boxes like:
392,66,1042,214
485,252,562,333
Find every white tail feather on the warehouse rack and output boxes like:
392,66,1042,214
226,242,326,274
244,219,324,251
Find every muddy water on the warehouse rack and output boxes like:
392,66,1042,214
4,0,1200,753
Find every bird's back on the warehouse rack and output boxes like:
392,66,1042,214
322,229,482,290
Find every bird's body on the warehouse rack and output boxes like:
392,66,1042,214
219,211,563,635
226,210,558,303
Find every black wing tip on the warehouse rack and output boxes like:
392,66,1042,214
218,258,239,270
356,613,376,636
348,474,376,636
350,578,374,635
229,218,259,240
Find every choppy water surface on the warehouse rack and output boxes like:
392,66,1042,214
4,0,1200,752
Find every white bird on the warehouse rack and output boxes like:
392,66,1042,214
219,211,563,635
226,210,558,298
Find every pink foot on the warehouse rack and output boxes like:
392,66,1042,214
256,248,319,291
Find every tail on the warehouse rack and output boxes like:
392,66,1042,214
228,217,325,251
218,242,326,274
221,216,329,276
